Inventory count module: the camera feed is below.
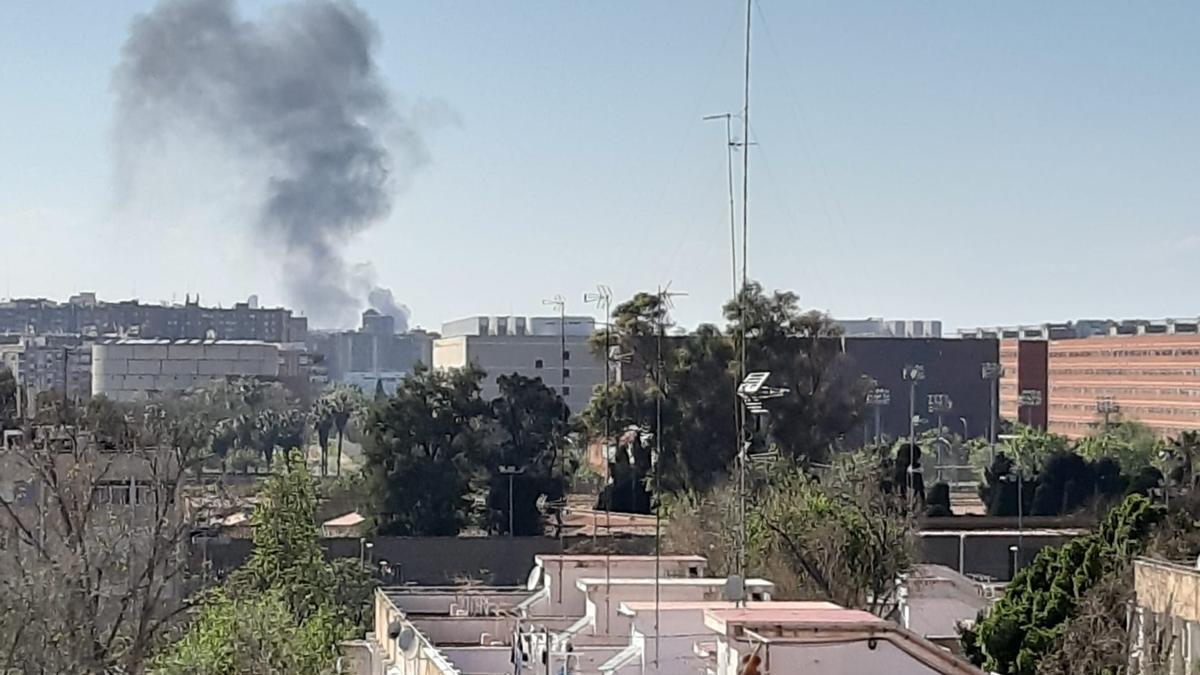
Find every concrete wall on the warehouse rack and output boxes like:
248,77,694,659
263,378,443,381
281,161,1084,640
720,639,948,675
919,531,1079,581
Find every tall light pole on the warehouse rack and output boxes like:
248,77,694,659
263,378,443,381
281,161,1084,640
584,286,613,547
1019,389,1043,429
902,365,925,491
865,387,890,445
1097,397,1120,433
542,294,567,597
498,465,526,537
981,362,1004,457
928,393,953,483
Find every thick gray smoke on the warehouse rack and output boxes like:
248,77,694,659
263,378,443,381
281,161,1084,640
113,0,422,327
367,287,410,333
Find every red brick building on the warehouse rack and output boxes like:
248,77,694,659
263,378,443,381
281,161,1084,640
999,339,1048,429
996,334,1200,439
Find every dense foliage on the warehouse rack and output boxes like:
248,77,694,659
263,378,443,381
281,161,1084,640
668,454,915,613
154,452,375,673
362,365,572,536
964,494,1162,674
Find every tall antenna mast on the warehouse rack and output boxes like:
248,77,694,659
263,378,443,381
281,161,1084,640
737,0,753,586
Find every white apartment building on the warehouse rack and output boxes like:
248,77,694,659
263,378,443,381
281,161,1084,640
92,338,278,401
434,316,603,414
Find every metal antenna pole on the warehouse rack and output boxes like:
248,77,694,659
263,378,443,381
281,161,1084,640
542,294,568,602
737,0,753,586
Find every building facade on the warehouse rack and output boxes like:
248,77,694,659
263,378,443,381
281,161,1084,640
1131,557,1200,673
998,339,1048,429
92,339,279,401
0,334,94,402
840,318,944,338
0,294,306,342
306,310,435,386
433,316,601,414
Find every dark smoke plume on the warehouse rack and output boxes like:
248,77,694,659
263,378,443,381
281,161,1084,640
367,287,410,333
113,0,423,326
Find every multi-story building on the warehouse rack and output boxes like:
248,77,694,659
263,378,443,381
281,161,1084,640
840,318,944,338
998,339,1048,429
306,310,435,389
433,315,601,414
0,334,94,402
965,318,1200,438
92,339,279,402
0,293,307,342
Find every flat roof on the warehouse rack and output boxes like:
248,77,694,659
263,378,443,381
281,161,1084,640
705,606,885,631
620,600,837,612
535,554,705,563
577,577,772,588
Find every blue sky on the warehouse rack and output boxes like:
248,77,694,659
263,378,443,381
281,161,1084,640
2,1,1198,331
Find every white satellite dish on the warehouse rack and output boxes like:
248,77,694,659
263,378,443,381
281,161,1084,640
398,627,419,658
526,565,542,591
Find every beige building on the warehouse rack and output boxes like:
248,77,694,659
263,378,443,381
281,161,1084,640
92,338,279,401
433,316,603,414
1131,557,1200,673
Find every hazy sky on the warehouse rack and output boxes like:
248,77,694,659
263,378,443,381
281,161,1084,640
2,1,1198,331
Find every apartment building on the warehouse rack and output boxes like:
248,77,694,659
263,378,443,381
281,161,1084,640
346,553,982,675
0,334,93,402
0,293,306,342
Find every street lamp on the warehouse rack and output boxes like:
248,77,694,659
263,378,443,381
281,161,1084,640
865,387,891,445
1018,389,1043,428
1000,467,1025,573
498,465,527,537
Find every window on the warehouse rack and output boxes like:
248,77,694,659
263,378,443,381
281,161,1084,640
563,368,570,379
563,350,571,361
562,386,571,396
535,359,544,369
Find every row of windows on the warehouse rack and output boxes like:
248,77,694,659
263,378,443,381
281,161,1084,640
1050,368,1200,377
91,481,173,506
1050,386,1200,398
1049,403,1200,418
1054,348,1200,359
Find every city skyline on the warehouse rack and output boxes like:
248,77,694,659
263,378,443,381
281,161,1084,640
3,1,1198,331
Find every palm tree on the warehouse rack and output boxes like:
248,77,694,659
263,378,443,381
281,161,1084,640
312,399,334,477
324,385,363,477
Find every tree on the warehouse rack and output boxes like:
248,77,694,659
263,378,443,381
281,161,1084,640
363,365,490,535
0,365,18,428
725,282,871,464
323,385,366,478
486,374,570,535
0,396,209,673
154,451,375,674
966,494,1162,674
668,457,915,615
312,398,334,477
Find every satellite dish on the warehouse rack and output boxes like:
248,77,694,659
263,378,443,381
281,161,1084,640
387,620,403,640
398,627,419,658
722,574,745,602
526,565,542,591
